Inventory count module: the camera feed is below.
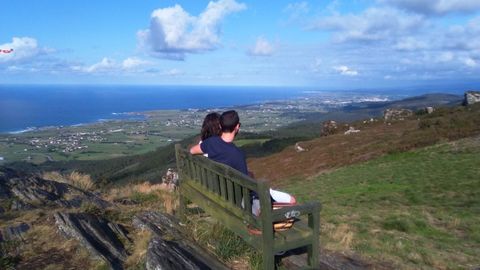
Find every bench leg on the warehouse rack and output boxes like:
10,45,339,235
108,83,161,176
307,240,319,269
307,207,320,269
176,194,187,223
262,247,275,270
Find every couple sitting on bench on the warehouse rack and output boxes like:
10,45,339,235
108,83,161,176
189,110,296,231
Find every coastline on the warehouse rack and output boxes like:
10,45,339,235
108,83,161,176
1,89,418,135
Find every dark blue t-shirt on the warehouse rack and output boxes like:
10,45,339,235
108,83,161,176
200,136,248,175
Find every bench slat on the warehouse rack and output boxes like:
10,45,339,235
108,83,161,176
219,176,227,200
187,154,259,190
243,186,252,215
181,181,262,247
226,179,235,205
234,183,243,208
183,179,262,227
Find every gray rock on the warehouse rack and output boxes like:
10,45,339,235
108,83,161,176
10,200,33,211
134,212,228,270
426,107,434,114
113,198,138,205
464,91,480,105
162,168,179,186
0,167,110,211
2,223,30,241
321,120,338,136
146,236,208,270
54,212,128,270
383,108,413,121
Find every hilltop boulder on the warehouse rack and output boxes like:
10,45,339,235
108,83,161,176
321,120,338,136
464,91,480,105
383,108,413,121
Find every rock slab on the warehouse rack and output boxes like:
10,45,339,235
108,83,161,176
0,167,110,211
54,212,128,270
133,211,228,270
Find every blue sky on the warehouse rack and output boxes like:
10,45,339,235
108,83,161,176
1,0,480,89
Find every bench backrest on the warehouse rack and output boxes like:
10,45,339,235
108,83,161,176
175,144,272,239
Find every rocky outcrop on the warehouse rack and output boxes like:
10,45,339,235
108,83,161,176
383,108,413,121
54,212,129,270
464,91,480,105
0,223,30,241
133,212,228,270
146,237,208,270
295,143,307,152
344,126,360,135
162,168,179,186
321,120,338,136
0,167,110,211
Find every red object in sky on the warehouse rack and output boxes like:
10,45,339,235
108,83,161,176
0,48,14,53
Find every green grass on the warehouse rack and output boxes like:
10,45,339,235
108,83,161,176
282,137,480,269
234,138,269,147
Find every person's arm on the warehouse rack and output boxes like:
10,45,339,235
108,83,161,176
190,144,203,155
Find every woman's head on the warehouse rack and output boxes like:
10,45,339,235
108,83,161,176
201,112,221,140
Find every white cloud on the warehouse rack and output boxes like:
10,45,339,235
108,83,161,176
164,68,184,76
334,65,359,76
138,0,246,60
394,37,428,51
382,0,480,15
311,57,322,73
0,37,49,63
72,57,151,73
463,57,477,67
283,2,309,22
310,7,424,43
122,57,151,69
249,37,274,56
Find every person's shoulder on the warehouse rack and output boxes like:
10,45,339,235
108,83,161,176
202,135,221,146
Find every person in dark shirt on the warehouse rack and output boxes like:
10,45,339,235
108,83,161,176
190,110,248,175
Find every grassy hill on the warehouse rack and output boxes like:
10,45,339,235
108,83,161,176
280,136,480,269
248,103,480,183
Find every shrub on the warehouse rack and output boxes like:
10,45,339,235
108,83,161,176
383,216,411,232
42,170,94,191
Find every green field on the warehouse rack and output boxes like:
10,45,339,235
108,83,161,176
282,137,480,269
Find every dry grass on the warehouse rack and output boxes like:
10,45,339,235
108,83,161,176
125,230,151,269
15,217,96,269
333,224,355,250
42,171,94,191
323,223,355,251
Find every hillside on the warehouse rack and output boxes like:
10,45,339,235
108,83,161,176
1,95,479,269
282,136,480,269
248,103,480,184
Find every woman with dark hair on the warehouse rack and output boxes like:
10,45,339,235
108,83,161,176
200,112,221,141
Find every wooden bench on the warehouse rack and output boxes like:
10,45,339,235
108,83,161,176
175,144,321,269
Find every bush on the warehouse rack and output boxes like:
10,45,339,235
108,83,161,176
383,216,411,232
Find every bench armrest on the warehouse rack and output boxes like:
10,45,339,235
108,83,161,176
271,201,321,223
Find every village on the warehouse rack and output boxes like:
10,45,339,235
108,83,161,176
0,94,359,163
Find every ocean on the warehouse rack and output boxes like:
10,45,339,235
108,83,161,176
0,85,465,134
0,85,311,133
